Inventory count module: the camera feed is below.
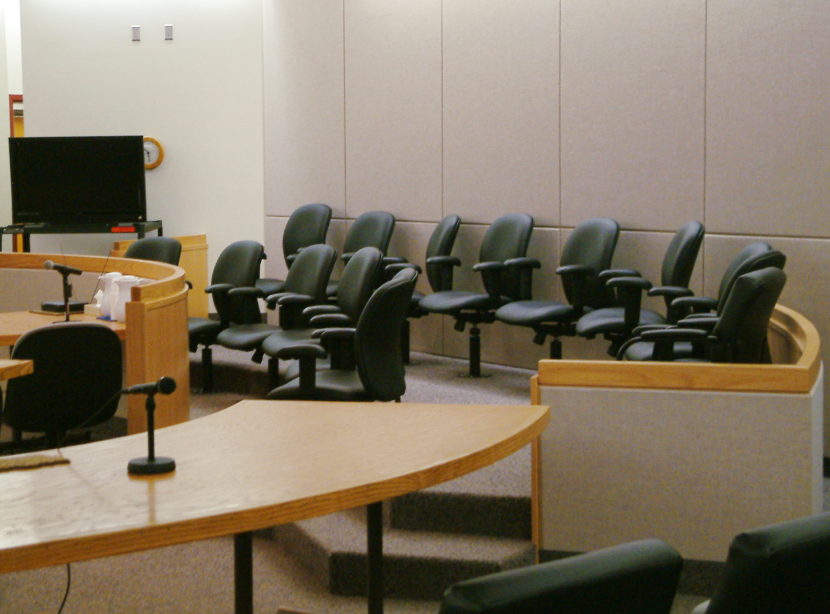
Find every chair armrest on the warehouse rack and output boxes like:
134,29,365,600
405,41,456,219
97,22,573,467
205,283,234,295
648,285,694,299
385,262,422,281
274,342,328,361
631,323,672,336
598,268,641,281
285,252,299,265
303,304,342,319
316,327,356,342
556,263,594,276
639,327,710,342
676,316,719,332
383,256,407,266
341,251,355,263
227,286,261,297
556,263,598,315
472,260,507,272
276,293,316,306
672,295,718,313
426,256,462,292
309,313,352,328
504,257,541,269
265,291,290,309
606,276,653,291
439,539,682,614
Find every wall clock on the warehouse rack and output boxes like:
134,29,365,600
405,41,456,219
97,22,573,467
143,136,164,170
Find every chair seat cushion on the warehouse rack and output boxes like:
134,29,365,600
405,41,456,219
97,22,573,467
576,307,665,336
216,323,279,350
622,340,695,361
495,300,581,326
261,328,318,356
419,291,503,314
266,369,369,401
188,317,223,340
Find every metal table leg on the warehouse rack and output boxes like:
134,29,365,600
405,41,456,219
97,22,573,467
367,501,384,614
235,531,253,614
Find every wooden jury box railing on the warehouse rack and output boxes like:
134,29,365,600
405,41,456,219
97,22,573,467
0,252,190,433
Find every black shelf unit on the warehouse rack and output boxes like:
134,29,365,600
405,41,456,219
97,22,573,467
0,220,163,252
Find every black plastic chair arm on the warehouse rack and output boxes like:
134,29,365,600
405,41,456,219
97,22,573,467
631,323,672,336
274,342,328,361
472,260,506,272
285,252,299,265
426,255,461,267
205,282,234,295
426,255,462,292
438,538,682,614
316,327,356,342
264,291,290,309
639,327,710,342
556,263,597,315
556,263,594,276
605,276,653,332
504,257,541,269
672,295,718,313
228,285,265,299
382,256,407,266
606,276,653,291
276,293,316,306
308,313,352,328
385,262,422,282
473,261,508,299
303,304,342,319
676,315,719,332
505,258,540,299
598,268,641,281
341,251,355,263
648,285,694,299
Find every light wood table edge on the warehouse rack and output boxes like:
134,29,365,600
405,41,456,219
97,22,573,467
0,359,32,381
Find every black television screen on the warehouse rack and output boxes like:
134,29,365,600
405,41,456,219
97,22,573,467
9,135,147,225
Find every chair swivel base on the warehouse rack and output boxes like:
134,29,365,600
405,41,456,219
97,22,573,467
128,456,176,475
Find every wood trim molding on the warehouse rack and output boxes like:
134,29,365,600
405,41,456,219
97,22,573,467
536,304,820,394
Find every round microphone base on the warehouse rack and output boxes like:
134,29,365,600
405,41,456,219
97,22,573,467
128,456,176,475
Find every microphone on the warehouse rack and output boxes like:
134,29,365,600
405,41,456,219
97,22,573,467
122,376,177,396
43,259,83,276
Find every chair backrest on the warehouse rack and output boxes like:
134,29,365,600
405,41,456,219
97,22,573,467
705,513,830,614
282,243,337,302
123,236,182,265
712,266,786,363
660,220,704,291
2,323,123,439
211,240,266,325
560,218,620,309
336,246,384,321
425,214,462,292
355,267,418,402
715,242,786,313
282,203,332,265
343,211,396,256
439,538,682,614
479,213,534,301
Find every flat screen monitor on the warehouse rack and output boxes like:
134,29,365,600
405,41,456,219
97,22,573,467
9,135,147,225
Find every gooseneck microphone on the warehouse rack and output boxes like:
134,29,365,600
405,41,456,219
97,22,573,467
43,260,83,276
123,376,177,396
126,377,177,476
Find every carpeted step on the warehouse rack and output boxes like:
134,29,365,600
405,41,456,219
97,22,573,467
269,508,535,601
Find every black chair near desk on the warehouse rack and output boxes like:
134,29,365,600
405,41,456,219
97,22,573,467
188,240,265,392
255,203,332,298
124,236,182,265
267,267,417,402
326,210,396,298
418,213,535,377
0,323,122,452
438,538,682,614
494,217,620,359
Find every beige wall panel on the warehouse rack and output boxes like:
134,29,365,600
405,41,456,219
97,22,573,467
706,1,830,236
705,233,830,448
264,0,346,218
344,0,442,222
560,0,705,230
442,0,559,226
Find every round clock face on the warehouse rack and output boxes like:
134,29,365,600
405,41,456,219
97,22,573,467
143,137,164,169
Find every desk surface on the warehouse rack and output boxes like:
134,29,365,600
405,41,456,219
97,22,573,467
0,311,126,346
0,400,549,573
0,359,32,380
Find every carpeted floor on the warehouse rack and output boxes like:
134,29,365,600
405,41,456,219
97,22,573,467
0,351,750,613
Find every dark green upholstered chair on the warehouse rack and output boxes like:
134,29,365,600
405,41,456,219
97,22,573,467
385,214,462,363
326,210,395,298
618,267,786,363
260,246,383,388
691,513,830,614
255,203,332,298
575,220,704,356
1,323,122,452
620,242,786,361
267,267,417,402
187,240,265,391
214,243,337,367
418,213,535,377
438,539,682,614
494,217,619,359
124,236,182,265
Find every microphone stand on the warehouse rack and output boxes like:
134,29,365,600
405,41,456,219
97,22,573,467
127,391,176,475
59,268,73,322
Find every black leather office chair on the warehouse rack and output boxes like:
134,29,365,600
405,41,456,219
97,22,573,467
123,236,182,265
619,267,786,363
418,213,535,376
255,203,332,297
214,243,337,365
1,323,122,451
386,214,462,363
188,240,265,391
621,242,786,361
326,210,395,298
266,267,417,402
260,246,384,388
691,512,830,614
494,218,619,359
438,538,682,614
575,220,704,356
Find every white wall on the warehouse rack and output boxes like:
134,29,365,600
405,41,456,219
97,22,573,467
18,0,264,267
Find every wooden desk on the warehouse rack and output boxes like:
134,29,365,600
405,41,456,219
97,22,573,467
0,310,125,346
0,400,549,613
0,359,32,381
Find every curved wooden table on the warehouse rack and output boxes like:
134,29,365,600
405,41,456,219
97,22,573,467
0,400,549,613
0,359,33,381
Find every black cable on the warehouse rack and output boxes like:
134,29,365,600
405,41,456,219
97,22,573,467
55,388,123,455
57,562,71,614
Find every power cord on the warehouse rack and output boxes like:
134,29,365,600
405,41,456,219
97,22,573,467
57,563,71,614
